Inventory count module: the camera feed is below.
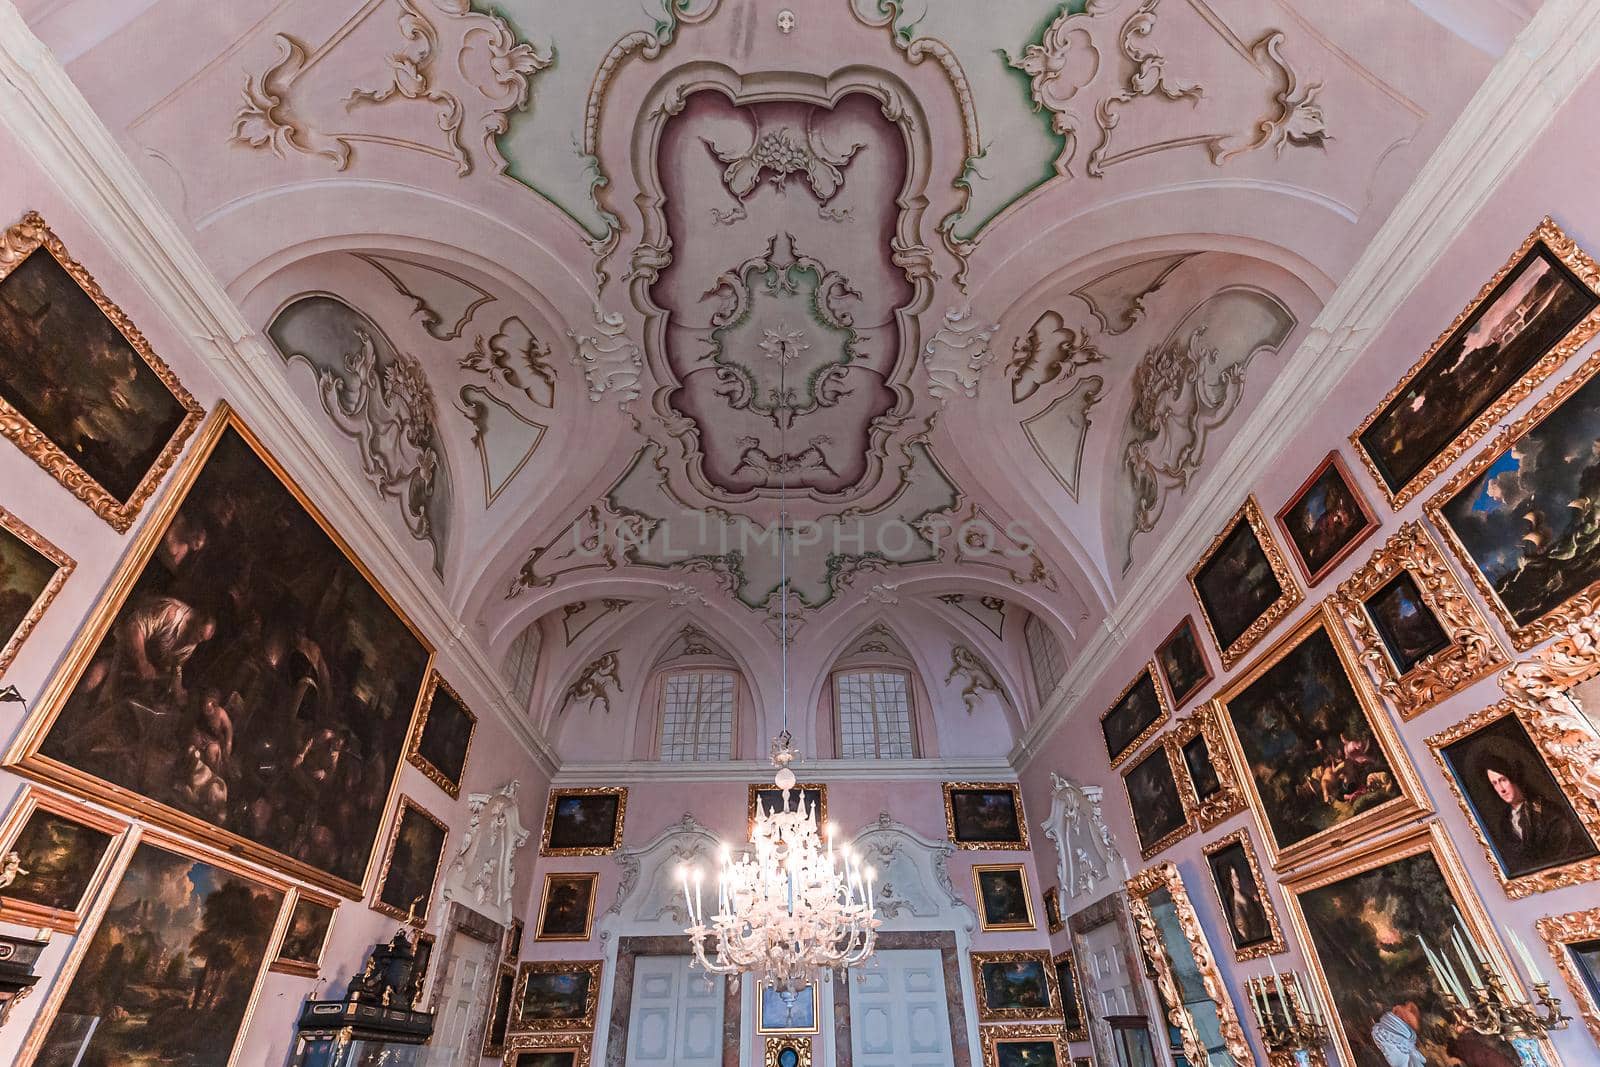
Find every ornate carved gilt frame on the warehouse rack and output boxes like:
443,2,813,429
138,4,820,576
1043,885,1063,934
269,886,340,977
970,949,1062,1024
372,794,450,925
1200,827,1286,961
747,782,828,837
1169,703,1246,830
1501,606,1600,814
0,212,204,531
407,670,478,799
510,959,603,1033
1125,862,1253,1067
1333,520,1507,719
0,784,127,932
1155,615,1213,710
1100,662,1171,769
1276,450,1380,586
1120,738,1194,860
1052,949,1089,1043
1536,905,1600,1046
943,780,1029,850
979,1023,1068,1067
763,1035,812,1067
1187,495,1304,670
972,863,1036,932
0,504,74,675
1353,216,1600,510
2,404,435,900
1281,823,1560,1067
481,961,517,1059
1425,699,1600,897
541,786,628,856
504,1030,593,1067
1212,602,1432,870
535,870,598,942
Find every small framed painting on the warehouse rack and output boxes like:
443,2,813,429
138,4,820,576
1537,905,1600,1046
271,889,338,977
1043,885,1063,935
1100,663,1170,769
758,980,819,1034
408,671,477,799
0,786,124,932
1054,950,1088,1042
1121,741,1192,859
541,788,627,856
748,782,827,834
503,1032,593,1067
973,864,1035,932
535,872,598,942
481,963,517,1059
1201,829,1285,961
373,796,449,925
0,504,73,675
763,1036,813,1067
504,917,525,963
512,960,602,1032
943,782,1028,850
981,1024,1067,1067
1187,496,1302,669
1275,451,1378,586
1168,704,1244,831
1154,616,1211,710
971,949,1061,1023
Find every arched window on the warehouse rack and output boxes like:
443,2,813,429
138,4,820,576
1025,614,1065,702
504,622,542,713
833,669,916,759
657,669,737,761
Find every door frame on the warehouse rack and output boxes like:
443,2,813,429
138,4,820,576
606,935,742,1067
832,931,974,1067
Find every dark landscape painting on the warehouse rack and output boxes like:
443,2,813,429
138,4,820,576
1360,241,1597,494
1436,367,1600,630
1156,617,1210,707
36,841,283,1067
28,420,431,892
545,790,624,852
1055,952,1085,1034
1194,516,1284,652
978,955,1055,1015
1295,846,1522,1067
997,1040,1061,1067
411,674,476,797
375,800,448,923
1365,572,1450,673
276,895,335,968
1124,745,1188,853
948,785,1026,847
0,515,62,668
536,873,596,941
1221,622,1402,855
1278,454,1375,582
975,866,1033,930
0,807,114,918
1181,734,1222,802
515,964,597,1028
484,965,515,1055
0,217,199,515
1206,841,1273,952
510,1053,576,1067
1102,668,1166,764
1437,712,1598,881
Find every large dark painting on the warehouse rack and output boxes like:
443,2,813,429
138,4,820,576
35,840,284,1067
973,951,1058,1022
1189,498,1300,668
1434,365,1600,638
514,962,600,1030
944,783,1028,849
409,672,476,799
1156,617,1211,709
1277,452,1376,585
1358,237,1598,500
374,798,448,924
542,789,626,855
1101,666,1168,766
750,783,826,834
0,505,72,674
0,213,202,529
16,414,432,895
1123,744,1189,856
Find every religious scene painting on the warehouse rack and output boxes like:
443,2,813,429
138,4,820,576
373,797,448,924
409,672,476,799
1202,830,1282,960
1189,498,1301,668
0,212,204,530
1155,616,1211,709
1356,221,1600,505
0,791,121,931
945,782,1028,849
10,411,433,896
1123,743,1190,858
512,961,600,1031
972,950,1059,1022
541,788,626,856
1101,665,1169,767
535,871,597,942
31,839,284,1067
758,980,818,1034
973,864,1034,932
1276,451,1377,585
273,892,336,975
0,505,73,674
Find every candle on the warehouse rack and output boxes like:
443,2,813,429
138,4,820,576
1268,954,1287,1016
1437,943,1469,1004
1453,907,1492,971
1507,927,1545,984
865,866,876,913
693,868,704,924
680,866,695,923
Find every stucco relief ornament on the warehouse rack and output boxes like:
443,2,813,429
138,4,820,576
1502,611,1600,808
925,305,1000,403
1040,772,1127,900
945,644,1006,713
561,650,624,715
459,317,557,409
1009,310,1105,404
568,307,643,402
441,780,530,925
708,121,865,225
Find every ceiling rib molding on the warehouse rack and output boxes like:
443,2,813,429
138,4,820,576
0,2,559,777
1012,0,1600,768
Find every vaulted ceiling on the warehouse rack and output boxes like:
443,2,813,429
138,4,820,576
15,0,1538,756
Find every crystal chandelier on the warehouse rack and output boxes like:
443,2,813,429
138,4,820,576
677,349,880,989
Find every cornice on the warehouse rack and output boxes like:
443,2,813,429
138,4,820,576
0,2,560,778
1013,0,1600,768
552,756,1017,786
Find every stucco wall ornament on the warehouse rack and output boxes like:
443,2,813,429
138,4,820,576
1009,309,1105,405
925,305,1000,403
459,316,558,409
850,812,974,929
606,813,721,925
709,119,865,226
1502,609,1600,808
945,644,1006,713
354,252,495,343
568,307,643,403
441,780,531,926
1040,772,1127,900
561,651,624,715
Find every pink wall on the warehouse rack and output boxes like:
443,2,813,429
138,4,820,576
1017,64,1600,1067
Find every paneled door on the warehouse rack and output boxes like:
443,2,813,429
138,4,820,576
1080,917,1141,1020
424,930,498,1065
848,948,955,1066
624,955,724,1067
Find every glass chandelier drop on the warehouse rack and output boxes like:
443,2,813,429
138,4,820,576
678,345,880,989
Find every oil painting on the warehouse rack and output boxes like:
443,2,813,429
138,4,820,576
1202,830,1283,960
1155,616,1211,709
1537,906,1600,1046
1276,452,1377,585
483,963,517,1058
0,505,73,674
1054,951,1087,1040
1286,827,1527,1067
0,212,203,530
0,790,122,931
1215,607,1424,866
10,410,432,897
1122,742,1190,858
272,892,336,975
541,788,626,856
1364,571,1451,674
1043,885,1063,934
409,672,477,798
374,797,448,924
512,960,601,1031
759,980,818,1034
1101,665,1169,768
30,838,284,1067
1188,497,1301,669
971,950,1060,1023
749,782,826,834
1355,220,1600,506
944,782,1028,849
535,872,597,942
973,864,1034,932
504,1032,592,1067
981,1025,1066,1067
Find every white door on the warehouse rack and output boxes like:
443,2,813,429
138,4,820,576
624,955,724,1067
1080,918,1140,1019
848,948,955,1066
425,933,497,1065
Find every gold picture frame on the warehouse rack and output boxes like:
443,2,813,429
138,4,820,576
1212,603,1431,870
0,212,205,531
1099,662,1171,769
972,863,1036,932
1333,520,1507,720
943,780,1029,850
1352,216,1600,510
481,962,517,1059
1275,449,1380,587
1501,610,1600,815
503,1031,593,1067
970,949,1061,1023
1125,862,1252,1067
541,786,628,857
510,959,603,1032
1200,828,1286,962
763,1035,813,1067
407,670,478,800
0,785,126,932
534,871,598,942
1054,949,1089,1042
1043,885,1063,935
269,886,340,977
371,795,450,925
505,916,525,962
0,504,74,674
747,781,828,836
1424,699,1600,898
979,1023,1068,1067
1169,704,1246,830
1536,904,1600,1046
1119,740,1194,860
757,978,820,1034
1187,495,1304,670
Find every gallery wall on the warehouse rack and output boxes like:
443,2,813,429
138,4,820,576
1018,64,1600,1067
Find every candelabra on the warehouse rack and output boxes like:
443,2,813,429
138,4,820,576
1244,965,1330,1067
1418,911,1568,1066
